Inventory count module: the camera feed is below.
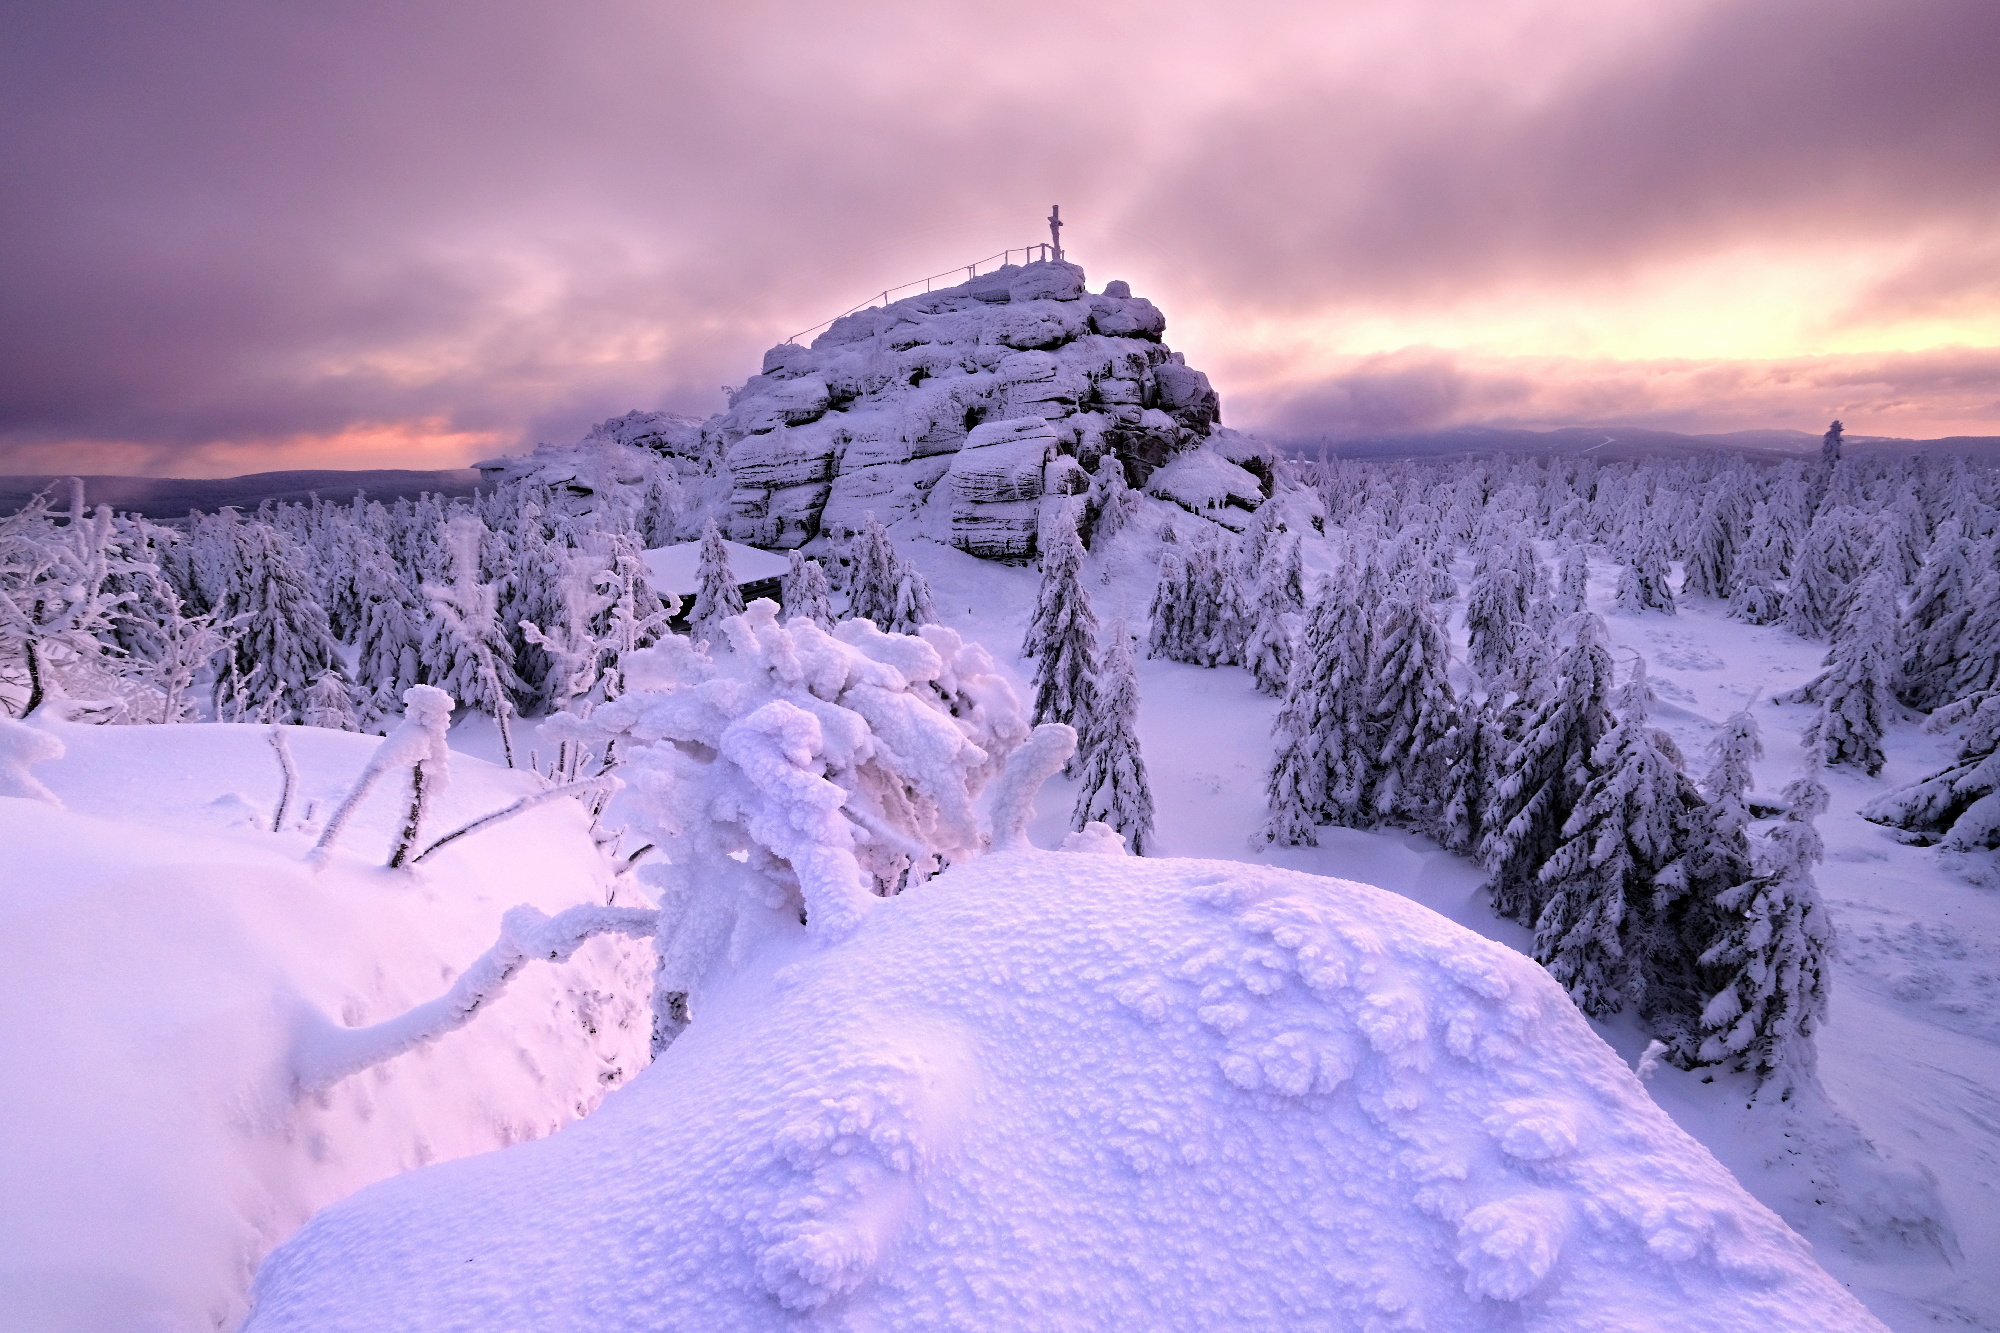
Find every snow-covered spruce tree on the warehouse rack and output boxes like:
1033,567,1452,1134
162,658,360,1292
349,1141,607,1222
513,531,609,716
572,601,1044,1047
842,515,935,635
635,470,684,547
1879,494,1929,589
1702,707,1764,853
843,515,898,627
1808,419,1845,513
1435,695,1501,857
688,519,744,646
781,550,835,629
1482,612,1617,924
502,514,583,714
1071,619,1154,854
1863,691,2000,848
1681,488,1737,600
1613,531,1676,615
421,514,526,760
1464,563,1523,685
1788,568,1899,776
1728,501,1787,625
1366,578,1457,831
1532,659,1686,1016
1699,761,1834,1097
1263,564,1376,844
1556,543,1590,616
1212,534,1257,668
1086,453,1140,544
1146,547,1195,662
1944,562,2000,703
1781,508,1859,640
1166,536,1234,668
211,521,341,724
887,557,939,636
1245,534,1306,695
1023,506,1098,745
351,547,425,704
1899,519,1977,711
304,671,360,732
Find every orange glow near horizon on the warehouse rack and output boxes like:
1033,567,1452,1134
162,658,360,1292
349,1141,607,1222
0,419,507,481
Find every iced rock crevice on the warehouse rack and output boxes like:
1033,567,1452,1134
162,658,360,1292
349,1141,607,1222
712,262,1235,558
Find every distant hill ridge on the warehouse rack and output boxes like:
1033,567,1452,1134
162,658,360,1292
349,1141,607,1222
0,468,484,519
1278,423,2000,462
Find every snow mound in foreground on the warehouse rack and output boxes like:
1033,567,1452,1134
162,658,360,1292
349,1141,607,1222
0,719,652,1333
246,853,1882,1332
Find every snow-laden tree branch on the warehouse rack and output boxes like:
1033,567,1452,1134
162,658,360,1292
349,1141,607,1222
267,725,297,833
410,776,618,865
306,684,454,869
291,902,658,1096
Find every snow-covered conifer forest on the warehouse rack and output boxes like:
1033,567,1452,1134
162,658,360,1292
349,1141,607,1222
7,264,2000,1331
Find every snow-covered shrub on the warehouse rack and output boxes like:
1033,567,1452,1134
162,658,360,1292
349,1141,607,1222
570,600,1043,1049
0,481,142,717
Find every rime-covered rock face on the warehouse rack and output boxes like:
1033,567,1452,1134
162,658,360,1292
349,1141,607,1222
708,261,1224,557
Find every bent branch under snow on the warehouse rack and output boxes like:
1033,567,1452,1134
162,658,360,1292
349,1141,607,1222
411,776,618,865
292,902,658,1096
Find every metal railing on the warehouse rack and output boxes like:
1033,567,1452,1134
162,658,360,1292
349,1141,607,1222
785,242,1059,345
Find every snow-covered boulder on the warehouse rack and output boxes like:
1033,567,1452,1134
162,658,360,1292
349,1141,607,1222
0,719,653,1333
244,854,1880,1332
946,417,1058,560
1147,441,1269,530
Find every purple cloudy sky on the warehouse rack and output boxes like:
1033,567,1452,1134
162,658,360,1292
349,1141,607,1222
3,0,1996,476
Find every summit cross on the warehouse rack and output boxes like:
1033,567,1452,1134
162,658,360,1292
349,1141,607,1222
1047,204,1064,263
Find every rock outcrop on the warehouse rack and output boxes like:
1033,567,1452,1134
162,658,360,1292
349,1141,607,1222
477,262,1260,562
708,261,1230,559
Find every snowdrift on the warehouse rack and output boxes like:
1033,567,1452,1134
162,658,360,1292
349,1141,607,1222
246,852,1880,1331
0,719,653,1333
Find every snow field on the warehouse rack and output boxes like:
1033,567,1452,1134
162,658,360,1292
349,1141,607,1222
0,717,652,1333
246,851,1880,1331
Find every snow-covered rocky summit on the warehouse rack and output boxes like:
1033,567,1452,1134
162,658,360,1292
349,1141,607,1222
479,261,1270,561
717,261,1244,557
245,851,1881,1332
